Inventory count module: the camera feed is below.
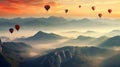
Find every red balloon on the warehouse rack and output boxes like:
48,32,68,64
108,9,112,14
91,6,95,11
79,5,81,8
15,24,20,31
9,28,14,34
65,9,68,13
44,5,50,11
98,13,102,18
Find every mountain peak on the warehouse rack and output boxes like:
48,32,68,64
34,31,61,38
48,16,64,19
85,31,96,33
48,16,66,21
33,31,48,37
111,30,120,32
80,18,90,22
36,31,46,34
111,36,120,39
15,31,67,43
98,36,108,39
76,35,94,40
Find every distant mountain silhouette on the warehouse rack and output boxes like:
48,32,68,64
0,16,117,32
0,16,67,31
56,46,114,57
62,31,80,34
2,42,31,53
15,31,67,44
46,16,66,23
90,36,108,45
1,42,32,60
105,30,120,37
99,36,120,48
81,18,90,21
84,31,97,34
64,35,95,46
63,35,109,46
77,46,114,56
76,35,95,41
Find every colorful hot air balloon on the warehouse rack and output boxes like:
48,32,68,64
65,9,68,14
79,5,81,8
15,24,20,31
98,13,102,18
44,5,50,11
108,9,112,14
91,6,95,11
9,28,14,34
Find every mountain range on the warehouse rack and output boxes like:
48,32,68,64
15,31,67,44
99,36,120,48
19,46,115,67
14,31,120,47
0,16,120,32
0,42,119,67
63,35,108,46
19,46,94,67
2,42,32,53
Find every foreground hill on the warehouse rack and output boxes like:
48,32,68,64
0,53,11,67
1,42,32,67
20,46,115,67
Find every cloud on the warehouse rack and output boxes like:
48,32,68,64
0,36,11,42
0,0,58,6
5,0,58,6
0,4,19,13
0,0,59,14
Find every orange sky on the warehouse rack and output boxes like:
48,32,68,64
0,0,120,18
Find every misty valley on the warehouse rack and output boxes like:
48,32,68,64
0,30,120,67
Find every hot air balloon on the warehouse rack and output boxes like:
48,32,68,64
65,9,68,14
79,5,81,8
98,13,102,18
108,9,112,14
15,24,20,31
91,6,95,11
9,28,14,34
44,5,50,11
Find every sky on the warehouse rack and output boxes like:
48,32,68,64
0,0,120,18
0,0,120,40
